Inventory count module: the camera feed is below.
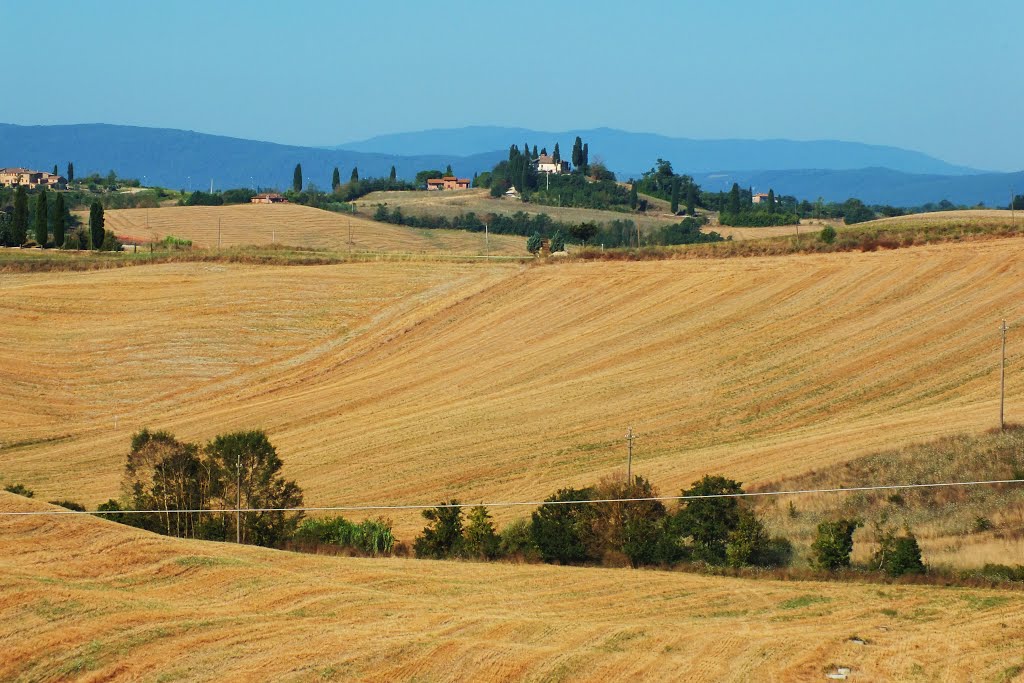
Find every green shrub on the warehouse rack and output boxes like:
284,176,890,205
4,483,35,498
875,530,925,577
724,507,770,567
499,518,539,560
414,501,464,559
530,487,596,564
819,225,837,244
673,475,744,565
811,519,860,570
463,505,501,560
293,516,395,555
48,500,86,511
526,231,542,254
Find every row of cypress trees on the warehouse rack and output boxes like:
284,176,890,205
1,185,107,248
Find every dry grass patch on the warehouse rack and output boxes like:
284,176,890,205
2,492,1023,682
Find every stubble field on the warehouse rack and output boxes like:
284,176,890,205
3,492,1023,682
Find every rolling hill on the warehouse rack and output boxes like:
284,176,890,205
3,492,1023,682
90,203,528,255
1,237,1021,543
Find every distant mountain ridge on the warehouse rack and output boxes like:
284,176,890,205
0,123,503,191
0,122,1018,207
336,126,983,176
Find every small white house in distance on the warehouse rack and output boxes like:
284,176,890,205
534,155,570,175
504,185,520,199
752,193,771,204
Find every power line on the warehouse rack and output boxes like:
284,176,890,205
3,477,1024,517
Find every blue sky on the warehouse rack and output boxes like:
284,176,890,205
4,0,1021,170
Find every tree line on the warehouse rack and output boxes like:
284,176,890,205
0,185,118,250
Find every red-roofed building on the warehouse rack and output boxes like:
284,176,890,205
426,176,471,190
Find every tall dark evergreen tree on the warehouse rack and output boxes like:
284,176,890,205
52,192,66,248
89,201,105,250
582,143,589,174
52,164,58,176
728,183,742,215
571,137,583,170
531,145,538,159
629,183,638,209
389,165,397,181
331,167,340,190
67,162,74,183
292,164,302,192
540,146,547,156
767,189,776,214
685,183,697,216
670,177,681,214
444,164,453,176
33,190,48,246
552,143,561,165
12,185,28,246
350,166,359,182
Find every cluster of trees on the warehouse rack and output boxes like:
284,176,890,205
479,136,603,204
98,429,304,546
287,163,416,205
410,474,926,578
716,183,800,227
0,187,118,249
633,159,701,216
373,205,581,237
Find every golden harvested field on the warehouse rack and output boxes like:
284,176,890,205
84,203,528,255
4,492,1024,682
862,209,1019,231
2,238,1022,545
357,188,681,233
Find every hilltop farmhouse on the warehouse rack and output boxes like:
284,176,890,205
534,154,570,175
0,167,66,190
251,192,289,204
426,176,471,190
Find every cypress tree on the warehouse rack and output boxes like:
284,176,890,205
292,164,302,192
540,147,547,156
670,177,680,214
582,143,589,174
34,190,48,246
767,189,776,214
89,201,105,250
571,137,583,170
532,144,538,159
686,183,697,216
552,143,560,165
67,162,74,183
52,192,66,248
350,166,359,182
12,185,28,246
52,164,58,176
728,183,742,215
444,164,452,177
331,167,340,190
629,183,638,209
389,165,397,181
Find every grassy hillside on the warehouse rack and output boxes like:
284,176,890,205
3,492,1023,682
81,204,529,255
2,239,1021,544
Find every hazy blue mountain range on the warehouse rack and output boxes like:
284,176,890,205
693,168,1024,206
0,123,503,191
336,126,983,176
1,122,1019,207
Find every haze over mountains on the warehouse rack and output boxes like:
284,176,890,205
3,122,1020,206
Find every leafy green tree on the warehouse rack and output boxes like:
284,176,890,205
673,475,744,564
589,475,669,568
415,169,444,187
414,501,464,559
12,185,28,245
819,225,837,244
350,166,359,182
526,231,542,254
33,190,48,246
569,221,598,245
463,505,501,560
530,487,595,564
874,528,925,576
811,519,860,571
499,519,539,560
331,167,340,190
670,177,681,214
89,201,105,249
52,192,66,248
389,165,397,181
204,430,305,546
293,164,302,192
67,161,74,183
724,506,771,567
550,230,565,252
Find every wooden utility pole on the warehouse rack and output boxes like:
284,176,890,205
1001,320,1008,430
236,452,242,544
625,426,634,483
